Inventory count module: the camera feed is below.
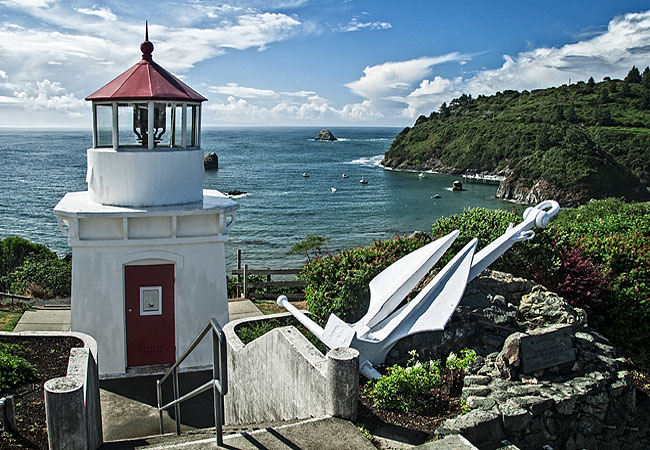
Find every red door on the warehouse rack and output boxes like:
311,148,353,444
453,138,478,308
125,264,175,367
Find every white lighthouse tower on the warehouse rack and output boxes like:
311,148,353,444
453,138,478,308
54,28,238,377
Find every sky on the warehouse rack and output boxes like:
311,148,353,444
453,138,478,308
1,1,650,127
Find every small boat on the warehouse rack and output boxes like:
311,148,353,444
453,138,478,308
303,173,310,178
342,173,349,178
432,193,441,199
418,172,427,178
330,187,337,192
360,179,368,184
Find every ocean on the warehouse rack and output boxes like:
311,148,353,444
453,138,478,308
0,127,514,269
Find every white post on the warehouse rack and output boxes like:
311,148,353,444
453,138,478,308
111,102,118,150
197,104,202,148
181,103,187,149
91,103,97,148
148,101,154,150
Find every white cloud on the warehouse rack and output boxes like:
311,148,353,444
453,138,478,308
0,0,54,9
462,10,650,97
0,69,6,79
336,18,391,33
13,79,86,113
346,54,468,101
209,83,279,98
75,7,117,21
395,10,650,121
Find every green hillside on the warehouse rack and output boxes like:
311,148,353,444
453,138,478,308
383,68,650,206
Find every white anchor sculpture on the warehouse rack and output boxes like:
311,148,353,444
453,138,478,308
278,200,560,379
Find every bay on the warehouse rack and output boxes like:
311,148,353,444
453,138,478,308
0,127,514,269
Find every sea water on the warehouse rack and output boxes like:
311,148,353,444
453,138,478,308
0,127,513,269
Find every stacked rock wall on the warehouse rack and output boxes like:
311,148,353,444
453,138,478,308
385,271,649,449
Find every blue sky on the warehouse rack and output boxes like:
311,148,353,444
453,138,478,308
1,0,650,127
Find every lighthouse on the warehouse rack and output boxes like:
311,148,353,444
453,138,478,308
54,28,238,377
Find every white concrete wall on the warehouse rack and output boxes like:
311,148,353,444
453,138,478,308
87,148,204,207
223,314,359,425
71,241,229,377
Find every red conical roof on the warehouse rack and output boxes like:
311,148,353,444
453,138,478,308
86,29,207,103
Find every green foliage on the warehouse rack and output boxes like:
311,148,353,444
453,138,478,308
0,343,38,393
365,351,443,413
286,235,331,261
445,349,477,371
234,317,328,353
431,207,560,282
459,399,472,416
0,237,54,291
625,66,642,84
0,236,71,298
429,200,650,368
236,318,285,345
301,234,431,325
384,72,650,199
6,256,71,299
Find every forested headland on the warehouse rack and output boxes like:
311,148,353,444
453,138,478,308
383,67,650,206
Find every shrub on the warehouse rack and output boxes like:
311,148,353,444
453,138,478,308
431,207,561,283
445,348,477,371
552,246,609,313
0,343,38,393
365,351,442,413
7,256,71,299
236,318,285,345
0,236,54,291
301,234,431,325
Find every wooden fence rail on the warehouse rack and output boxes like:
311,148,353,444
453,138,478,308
232,249,306,300
0,292,31,302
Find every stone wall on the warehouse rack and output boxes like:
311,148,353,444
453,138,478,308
223,312,359,425
399,271,650,450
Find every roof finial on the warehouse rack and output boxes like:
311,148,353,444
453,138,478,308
140,21,154,61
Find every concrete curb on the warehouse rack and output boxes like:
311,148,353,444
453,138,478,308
1,331,102,450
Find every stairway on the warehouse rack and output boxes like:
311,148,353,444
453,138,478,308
99,416,376,450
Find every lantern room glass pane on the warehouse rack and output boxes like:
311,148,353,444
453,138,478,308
171,105,182,147
118,103,141,147
156,103,172,147
96,104,112,148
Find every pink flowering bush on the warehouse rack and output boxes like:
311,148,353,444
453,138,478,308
553,246,609,312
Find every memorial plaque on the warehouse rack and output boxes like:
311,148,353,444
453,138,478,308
521,325,576,374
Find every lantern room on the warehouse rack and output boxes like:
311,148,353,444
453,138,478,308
84,26,207,207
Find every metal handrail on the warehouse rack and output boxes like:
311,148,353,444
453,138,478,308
156,317,228,445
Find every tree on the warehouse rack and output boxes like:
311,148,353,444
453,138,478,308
587,76,596,88
643,66,650,88
415,115,428,126
625,66,642,84
439,102,450,118
286,235,331,261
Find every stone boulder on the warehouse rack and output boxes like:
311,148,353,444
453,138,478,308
519,286,587,330
204,152,219,170
315,129,337,141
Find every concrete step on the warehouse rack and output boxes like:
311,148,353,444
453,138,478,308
100,416,376,450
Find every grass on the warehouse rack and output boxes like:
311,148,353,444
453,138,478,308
0,309,22,331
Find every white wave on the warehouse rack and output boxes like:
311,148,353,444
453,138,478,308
345,154,384,166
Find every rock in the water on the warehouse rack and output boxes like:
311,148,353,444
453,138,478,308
315,129,337,141
204,152,219,170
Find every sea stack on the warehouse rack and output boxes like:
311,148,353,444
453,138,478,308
315,129,337,141
204,152,219,170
